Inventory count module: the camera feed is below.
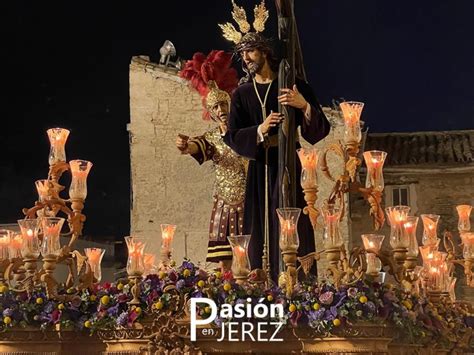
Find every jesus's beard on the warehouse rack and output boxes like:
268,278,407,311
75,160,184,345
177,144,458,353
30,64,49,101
246,60,264,75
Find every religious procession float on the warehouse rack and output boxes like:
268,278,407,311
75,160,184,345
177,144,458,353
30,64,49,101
1,1,473,354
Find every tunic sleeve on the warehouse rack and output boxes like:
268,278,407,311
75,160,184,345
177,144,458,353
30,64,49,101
296,79,331,145
188,135,214,165
224,89,260,160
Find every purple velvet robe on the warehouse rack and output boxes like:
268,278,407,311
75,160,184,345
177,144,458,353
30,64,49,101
224,78,330,280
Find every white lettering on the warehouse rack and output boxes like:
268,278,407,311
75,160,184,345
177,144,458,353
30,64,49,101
190,298,217,341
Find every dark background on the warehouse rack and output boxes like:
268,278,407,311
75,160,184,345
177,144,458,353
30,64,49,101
5,0,474,241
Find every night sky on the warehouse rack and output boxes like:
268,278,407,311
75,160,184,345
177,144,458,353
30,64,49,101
6,1,474,240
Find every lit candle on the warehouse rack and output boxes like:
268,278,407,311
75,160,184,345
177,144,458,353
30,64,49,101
47,128,70,165
297,148,318,189
69,160,93,200
340,101,364,144
125,237,146,276
421,214,440,246
456,205,472,233
363,150,388,192
160,224,176,251
385,206,410,249
9,234,23,259
85,248,106,282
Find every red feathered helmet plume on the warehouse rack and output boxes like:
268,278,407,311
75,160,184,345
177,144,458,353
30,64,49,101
180,50,238,120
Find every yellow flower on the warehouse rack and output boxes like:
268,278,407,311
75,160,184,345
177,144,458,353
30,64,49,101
197,280,205,288
359,295,368,304
154,301,164,310
117,283,124,291
36,297,44,305
89,295,97,302
158,272,167,279
58,303,65,310
100,295,110,305
333,318,341,327
313,303,320,311
289,304,297,312
135,307,142,314
204,306,211,314
183,269,191,277
223,283,232,292
66,288,75,294
3,316,12,325
267,295,273,302
0,285,8,293
84,320,92,328
402,300,413,310
215,271,222,279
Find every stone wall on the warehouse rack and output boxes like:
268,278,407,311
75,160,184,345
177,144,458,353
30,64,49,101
128,56,215,264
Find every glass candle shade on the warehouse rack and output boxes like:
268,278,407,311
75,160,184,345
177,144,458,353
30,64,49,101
144,253,156,276
125,237,146,276
69,160,93,200
363,150,387,191
339,101,364,144
277,208,301,252
456,205,472,233
321,204,342,248
9,233,23,259
18,219,41,259
366,253,382,275
460,232,474,259
297,148,318,189
160,224,176,252
421,214,440,246
227,235,251,279
47,128,70,165
404,216,419,257
419,242,439,267
41,217,65,256
361,234,385,253
385,205,410,249
84,248,106,283
427,251,447,291
0,230,11,261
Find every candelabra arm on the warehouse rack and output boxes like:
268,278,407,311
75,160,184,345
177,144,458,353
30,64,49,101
443,230,457,259
48,161,70,183
320,142,345,182
302,187,320,229
356,186,385,231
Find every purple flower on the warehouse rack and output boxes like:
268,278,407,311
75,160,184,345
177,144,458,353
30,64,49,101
176,279,185,291
319,291,334,305
107,304,119,317
364,301,376,313
347,287,358,298
2,308,13,317
116,311,128,327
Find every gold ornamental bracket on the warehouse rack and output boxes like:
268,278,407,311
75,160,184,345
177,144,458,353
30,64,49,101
444,230,474,287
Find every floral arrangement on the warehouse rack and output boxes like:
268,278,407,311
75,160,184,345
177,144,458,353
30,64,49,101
0,260,472,348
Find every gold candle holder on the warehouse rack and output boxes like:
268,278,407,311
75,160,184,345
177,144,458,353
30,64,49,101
125,236,146,306
297,149,319,228
404,216,419,271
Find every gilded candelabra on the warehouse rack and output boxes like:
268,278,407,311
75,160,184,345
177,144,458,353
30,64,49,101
1,128,95,300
